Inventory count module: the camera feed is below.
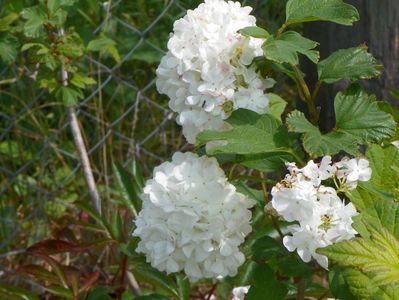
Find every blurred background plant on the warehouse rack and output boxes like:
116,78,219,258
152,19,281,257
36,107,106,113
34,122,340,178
0,0,290,299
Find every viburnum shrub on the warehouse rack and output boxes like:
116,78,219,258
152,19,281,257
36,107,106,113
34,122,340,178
7,0,399,299
136,0,399,298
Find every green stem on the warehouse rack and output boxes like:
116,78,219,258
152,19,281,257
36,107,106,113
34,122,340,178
276,22,288,37
293,65,319,125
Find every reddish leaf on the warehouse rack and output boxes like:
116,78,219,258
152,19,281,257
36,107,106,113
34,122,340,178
27,239,84,255
79,271,100,294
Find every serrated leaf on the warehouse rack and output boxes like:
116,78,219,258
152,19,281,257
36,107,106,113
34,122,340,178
21,6,47,38
318,47,381,83
339,268,399,300
319,226,399,286
240,26,270,38
287,110,357,156
366,144,399,197
336,87,396,142
263,31,319,65
0,33,19,64
287,86,396,156
286,0,359,25
197,109,300,166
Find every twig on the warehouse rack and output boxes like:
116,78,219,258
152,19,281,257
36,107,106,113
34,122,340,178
296,278,307,300
125,271,141,297
59,28,102,215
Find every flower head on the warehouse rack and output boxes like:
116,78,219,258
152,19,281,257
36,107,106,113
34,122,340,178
156,0,274,143
272,156,364,269
133,152,254,281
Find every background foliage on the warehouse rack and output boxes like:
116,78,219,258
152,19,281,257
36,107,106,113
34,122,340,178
0,0,288,298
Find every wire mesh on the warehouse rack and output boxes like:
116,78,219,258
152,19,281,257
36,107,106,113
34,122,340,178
0,0,285,274
0,0,194,261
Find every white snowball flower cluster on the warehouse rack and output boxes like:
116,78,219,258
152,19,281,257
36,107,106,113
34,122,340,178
133,152,255,282
271,156,372,269
156,0,274,143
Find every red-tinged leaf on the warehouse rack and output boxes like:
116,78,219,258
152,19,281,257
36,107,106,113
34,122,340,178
27,239,84,255
63,266,81,297
79,271,100,294
31,254,69,289
18,265,59,285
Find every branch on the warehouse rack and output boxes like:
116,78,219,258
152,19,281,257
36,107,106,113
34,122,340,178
59,28,102,215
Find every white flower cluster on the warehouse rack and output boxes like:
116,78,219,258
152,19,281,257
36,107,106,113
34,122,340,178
133,152,254,282
271,156,372,269
156,0,274,143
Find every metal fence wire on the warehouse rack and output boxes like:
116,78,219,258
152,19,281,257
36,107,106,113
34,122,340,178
0,0,283,272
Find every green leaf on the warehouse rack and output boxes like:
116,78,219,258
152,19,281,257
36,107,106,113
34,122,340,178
246,264,288,300
110,212,123,242
287,86,396,156
286,0,359,25
0,13,18,31
239,26,270,38
318,47,381,83
287,110,357,156
335,87,396,143
348,181,395,212
112,162,141,217
0,33,19,64
337,268,399,300
319,226,399,286
267,93,287,119
324,228,399,285
56,86,83,106
197,109,295,156
131,260,179,298
176,274,190,300
329,266,357,300
87,36,121,63
0,284,40,300
86,287,113,300
70,73,96,89
263,31,319,65
366,144,399,197
21,6,47,38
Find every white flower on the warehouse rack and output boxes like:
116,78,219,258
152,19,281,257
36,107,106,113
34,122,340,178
232,286,250,300
156,0,273,143
271,174,317,222
133,152,255,282
272,158,359,269
336,157,372,189
392,141,399,148
300,156,336,187
283,224,330,269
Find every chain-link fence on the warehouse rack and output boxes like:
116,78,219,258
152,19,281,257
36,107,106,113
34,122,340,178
0,0,286,275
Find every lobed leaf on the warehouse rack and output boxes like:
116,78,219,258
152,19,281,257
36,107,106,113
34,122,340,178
286,0,359,25
263,31,319,65
287,86,396,156
318,47,382,83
